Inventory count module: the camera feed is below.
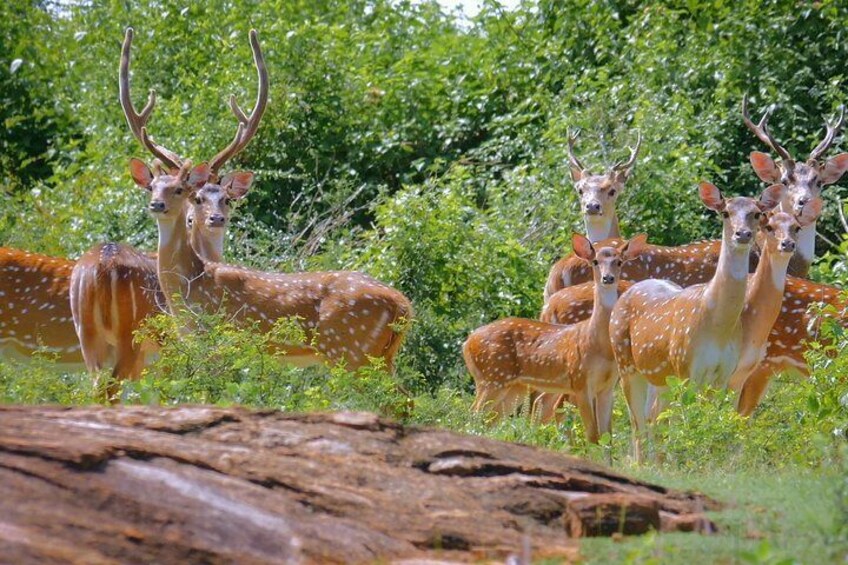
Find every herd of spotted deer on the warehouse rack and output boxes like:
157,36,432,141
1,29,846,460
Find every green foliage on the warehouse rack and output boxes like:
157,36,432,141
120,307,409,417
0,350,96,404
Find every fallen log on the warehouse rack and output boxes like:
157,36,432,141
0,405,718,563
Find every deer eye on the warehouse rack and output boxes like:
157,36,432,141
578,189,584,196
617,260,623,266
721,211,730,218
224,198,233,206
591,259,598,266
764,225,774,232
194,196,202,204
174,188,183,195
793,226,800,233
754,212,762,219
608,188,617,196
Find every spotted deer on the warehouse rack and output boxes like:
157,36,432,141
721,199,822,395
610,182,783,460
70,27,267,395
743,95,848,278
122,30,411,371
733,275,846,416
542,131,641,300
0,250,82,369
463,234,646,442
544,99,847,303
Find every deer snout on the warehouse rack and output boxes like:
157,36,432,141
149,200,167,214
207,214,226,227
602,274,615,285
733,229,753,244
585,201,602,215
779,239,796,253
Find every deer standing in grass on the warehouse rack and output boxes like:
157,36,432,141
610,182,783,460
464,234,646,442
70,28,266,396
122,36,411,372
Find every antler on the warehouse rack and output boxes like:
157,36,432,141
612,130,642,172
808,105,845,162
209,29,269,178
119,27,183,170
567,129,587,172
742,94,793,163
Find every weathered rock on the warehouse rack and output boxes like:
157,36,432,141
0,405,718,563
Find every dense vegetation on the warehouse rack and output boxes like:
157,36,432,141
2,1,848,561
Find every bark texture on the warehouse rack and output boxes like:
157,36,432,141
0,406,718,563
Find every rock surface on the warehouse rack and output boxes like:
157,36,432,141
0,405,718,563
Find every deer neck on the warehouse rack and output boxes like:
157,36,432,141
191,227,225,262
155,208,205,312
703,234,751,332
587,280,617,352
584,214,620,243
779,201,815,275
742,244,791,347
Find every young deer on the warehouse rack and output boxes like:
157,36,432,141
70,28,267,394
724,199,821,396
743,95,848,277
610,182,783,460
463,234,646,442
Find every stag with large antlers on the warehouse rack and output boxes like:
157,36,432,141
610,182,783,460
743,95,848,277
465,234,646,442
70,28,266,396
122,30,412,372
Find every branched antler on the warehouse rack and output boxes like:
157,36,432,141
209,30,269,178
119,28,183,170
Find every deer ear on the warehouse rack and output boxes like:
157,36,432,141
749,152,781,183
620,233,648,261
129,158,153,189
572,233,596,262
797,197,823,227
570,166,584,183
820,153,848,185
221,171,255,200
187,163,211,191
699,181,725,212
757,184,785,212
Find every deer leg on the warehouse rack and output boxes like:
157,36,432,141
623,374,650,463
596,386,615,438
736,362,778,417
531,392,561,424
575,391,600,444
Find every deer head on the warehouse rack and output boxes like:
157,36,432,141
743,95,848,215
761,198,822,256
122,28,267,229
567,130,641,224
572,232,648,287
700,181,783,248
